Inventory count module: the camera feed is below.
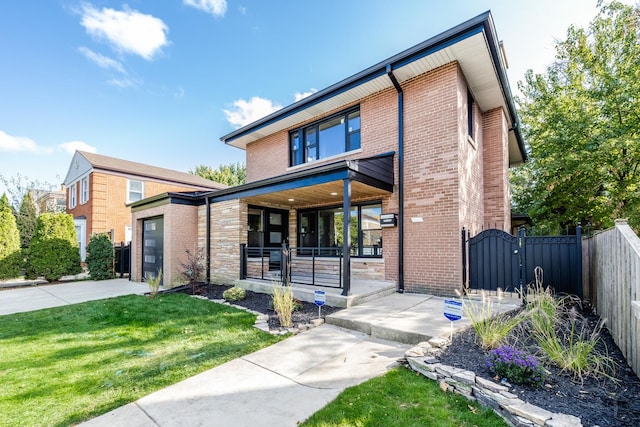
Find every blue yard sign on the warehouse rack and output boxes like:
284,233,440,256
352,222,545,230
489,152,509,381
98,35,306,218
443,299,462,322
314,290,326,307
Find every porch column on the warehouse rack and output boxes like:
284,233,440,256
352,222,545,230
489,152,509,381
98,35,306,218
342,178,351,296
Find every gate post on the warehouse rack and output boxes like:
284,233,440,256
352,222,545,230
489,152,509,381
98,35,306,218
461,228,467,292
518,226,527,296
239,244,247,280
575,225,583,299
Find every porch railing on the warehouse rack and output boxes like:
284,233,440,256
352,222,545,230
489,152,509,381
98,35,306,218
240,244,343,289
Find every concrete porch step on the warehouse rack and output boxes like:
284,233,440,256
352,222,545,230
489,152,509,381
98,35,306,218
326,293,522,345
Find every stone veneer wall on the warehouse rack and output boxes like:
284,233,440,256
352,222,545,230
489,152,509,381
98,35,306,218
209,199,247,283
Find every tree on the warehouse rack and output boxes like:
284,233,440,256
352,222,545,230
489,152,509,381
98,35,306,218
0,173,55,212
16,193,38,249
0,194,22,279
191,162,246,186
513,2,640,232
26,213,82,281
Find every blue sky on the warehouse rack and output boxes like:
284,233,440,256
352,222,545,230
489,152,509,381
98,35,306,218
0,0,630,196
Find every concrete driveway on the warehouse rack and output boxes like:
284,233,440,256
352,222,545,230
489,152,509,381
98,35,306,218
0,279,148,316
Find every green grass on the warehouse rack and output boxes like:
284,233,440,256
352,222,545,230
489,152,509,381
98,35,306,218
301,367,507,427
0,293,282,427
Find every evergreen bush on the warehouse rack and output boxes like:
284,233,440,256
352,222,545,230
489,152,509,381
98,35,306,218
86,233,115,280
0,194,22,279
17,193,37,249
26,213,82,281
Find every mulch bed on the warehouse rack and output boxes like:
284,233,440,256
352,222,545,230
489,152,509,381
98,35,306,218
171,282,341,330
438,309,640,427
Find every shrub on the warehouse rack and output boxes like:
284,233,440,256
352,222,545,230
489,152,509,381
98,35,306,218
86,234,115,280
26,213,82,281
461,289,526,350
16,193,37,249
0,193,23,279
272,283,295,328
223,286,246,302
486,345,546,387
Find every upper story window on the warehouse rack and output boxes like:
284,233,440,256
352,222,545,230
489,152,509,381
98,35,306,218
80,176,89,204
68,183,76,209
127,179,144,203
290,107,361,166
467,88,475,140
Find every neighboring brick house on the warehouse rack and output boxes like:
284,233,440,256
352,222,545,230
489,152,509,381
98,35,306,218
131,11,526,296
63,151,225,262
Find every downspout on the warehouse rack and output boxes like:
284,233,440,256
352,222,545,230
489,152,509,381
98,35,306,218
386,64,404,293
206,195,211,283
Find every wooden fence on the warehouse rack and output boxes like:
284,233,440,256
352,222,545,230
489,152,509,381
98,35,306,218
583,219,640,376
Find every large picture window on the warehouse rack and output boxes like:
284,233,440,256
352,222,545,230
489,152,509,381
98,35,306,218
290,107,361,166
298,202,381,257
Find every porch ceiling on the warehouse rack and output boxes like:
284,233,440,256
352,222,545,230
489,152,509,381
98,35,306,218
244,180,391,209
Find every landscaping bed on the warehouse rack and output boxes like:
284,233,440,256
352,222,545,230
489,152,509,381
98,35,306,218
438,308,640,426
178,283,341,331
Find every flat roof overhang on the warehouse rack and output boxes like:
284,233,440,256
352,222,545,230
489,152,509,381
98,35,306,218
205,152,395,207
220,11,526,166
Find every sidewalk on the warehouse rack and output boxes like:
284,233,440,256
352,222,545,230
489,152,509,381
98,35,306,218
0,279,147,315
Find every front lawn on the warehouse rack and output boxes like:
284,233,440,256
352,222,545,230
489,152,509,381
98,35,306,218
301,367,507,427
0,293,282,426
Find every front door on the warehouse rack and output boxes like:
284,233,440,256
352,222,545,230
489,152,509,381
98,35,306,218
265,209,288,270
142,217,163,286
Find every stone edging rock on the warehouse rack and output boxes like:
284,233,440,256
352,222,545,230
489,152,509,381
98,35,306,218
191,295,325,335
405,339,583,427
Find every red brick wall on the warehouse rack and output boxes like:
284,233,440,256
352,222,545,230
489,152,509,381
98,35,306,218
131,201,199,287
482,108,511,232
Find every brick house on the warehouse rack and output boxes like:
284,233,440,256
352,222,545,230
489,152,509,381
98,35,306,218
63,151,225,262
130,11,526,296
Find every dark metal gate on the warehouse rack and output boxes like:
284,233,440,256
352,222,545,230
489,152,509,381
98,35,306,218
114,242,131,278
463,226,583,298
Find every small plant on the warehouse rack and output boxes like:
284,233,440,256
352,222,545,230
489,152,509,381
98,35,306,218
460,289,526,350
179,248,205,294
533,306,615,382
272,282,295,328
147,269,162,298
223,286,246,302
525,267,561,336
269,297,303,312
486,345,546,387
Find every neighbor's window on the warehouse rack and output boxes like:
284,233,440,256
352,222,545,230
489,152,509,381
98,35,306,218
127,179,144,203
80,176,89,204
68,183,77,209
290,107,361,166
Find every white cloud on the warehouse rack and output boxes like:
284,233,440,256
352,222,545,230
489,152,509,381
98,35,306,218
294,88,318,102
58,141,97,155
224,97,282,128
184,0,227,17
78,46,125,73
107,77,139,88
80,4,168,60
0,131,52,154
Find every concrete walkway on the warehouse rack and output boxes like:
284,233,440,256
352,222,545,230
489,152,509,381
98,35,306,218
0,279,147,315
0,280,522,426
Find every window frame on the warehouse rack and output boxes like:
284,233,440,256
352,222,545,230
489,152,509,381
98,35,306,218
289,106,361,167
80,176,89,205
127,179,144,203
68,183,77,209
297,201,382,258
467,88,475,140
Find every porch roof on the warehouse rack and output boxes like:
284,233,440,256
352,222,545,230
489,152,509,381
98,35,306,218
205,152,395,207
